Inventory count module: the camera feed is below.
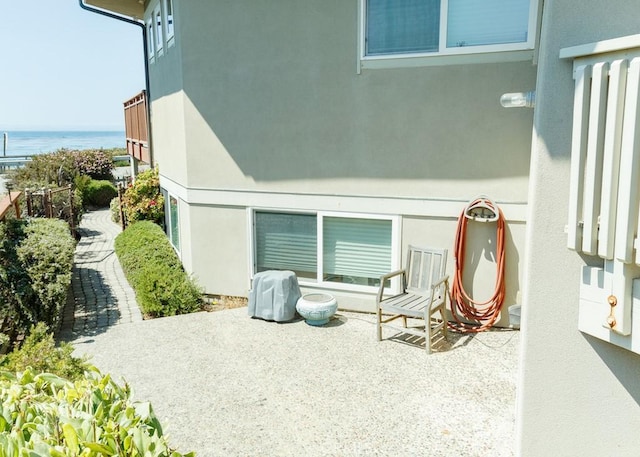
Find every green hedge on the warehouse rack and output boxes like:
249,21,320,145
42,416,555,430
114,221,202,317
84,179,118,208
0,218,75,336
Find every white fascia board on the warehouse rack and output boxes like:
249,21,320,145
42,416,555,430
158,176,527,222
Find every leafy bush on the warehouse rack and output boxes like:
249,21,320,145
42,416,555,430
115,221,202,317
110,196,122,224
0,218,75,336
121,168,164,225
1,323,87,380
0,366,194,456
73,149,114,180
80,179,118,208
11,148,114,189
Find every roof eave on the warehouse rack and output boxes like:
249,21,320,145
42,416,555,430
83,0,144,20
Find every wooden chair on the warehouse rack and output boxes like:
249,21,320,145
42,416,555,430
376,246,449,353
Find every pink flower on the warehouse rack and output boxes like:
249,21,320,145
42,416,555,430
149,200,156,207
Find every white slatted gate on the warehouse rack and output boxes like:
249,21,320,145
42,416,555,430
562,36,640,353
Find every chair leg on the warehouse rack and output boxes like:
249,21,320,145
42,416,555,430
376,305,382,341
426,315,433,354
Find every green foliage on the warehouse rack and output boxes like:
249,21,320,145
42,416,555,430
110,196,122,224
1,323,88,381
16,219,75,327
121,168,164,225
0,218,75,336
11,148,114,189
81,179,118,208
0,366,194,456
115,221,202,318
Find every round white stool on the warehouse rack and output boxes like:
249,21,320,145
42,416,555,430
296,293,338,326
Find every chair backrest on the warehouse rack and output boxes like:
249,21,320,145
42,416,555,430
405,245,448,294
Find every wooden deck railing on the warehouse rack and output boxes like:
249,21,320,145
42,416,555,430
124,90,151,164
0,191,22,221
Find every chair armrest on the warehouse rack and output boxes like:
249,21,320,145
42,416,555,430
429,275,450,307
377,269,406,304
431,274,450,289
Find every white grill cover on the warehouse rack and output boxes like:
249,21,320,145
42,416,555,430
248,270,301,322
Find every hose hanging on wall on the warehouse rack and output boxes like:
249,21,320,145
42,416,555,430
449,196,506,333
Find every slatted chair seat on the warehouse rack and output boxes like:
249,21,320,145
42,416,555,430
376,246,450,353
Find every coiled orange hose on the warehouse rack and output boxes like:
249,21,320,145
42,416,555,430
449,199,506,333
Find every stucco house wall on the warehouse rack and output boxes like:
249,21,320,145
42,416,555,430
143,0,536,321
518,0,640,454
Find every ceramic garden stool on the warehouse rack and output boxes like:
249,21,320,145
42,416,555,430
296,293,338,326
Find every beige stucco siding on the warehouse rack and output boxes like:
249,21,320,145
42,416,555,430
175,0,535,202
149,0,534,316
518,0,640,455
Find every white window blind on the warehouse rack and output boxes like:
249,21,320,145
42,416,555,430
255,212,317,279
446,0,530,48
323,217,392,284
366,0,440,55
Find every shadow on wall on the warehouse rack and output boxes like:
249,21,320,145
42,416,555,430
167,0,536,184
585,335,640,406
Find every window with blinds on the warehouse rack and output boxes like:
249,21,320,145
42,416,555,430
254,211,396,289
364,0,534,58
255,212,317,279
323,217,392,286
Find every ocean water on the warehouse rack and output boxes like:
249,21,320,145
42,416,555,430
1,131,126,156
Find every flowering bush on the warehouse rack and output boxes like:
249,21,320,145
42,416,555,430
72,149,114,180
121,168,164,225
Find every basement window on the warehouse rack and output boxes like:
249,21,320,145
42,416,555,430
252,210,399,291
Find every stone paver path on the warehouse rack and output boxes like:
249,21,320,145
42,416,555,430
59,209,142,340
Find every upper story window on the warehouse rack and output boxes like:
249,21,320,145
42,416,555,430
362,0,537,63
163,0,175,43
154,4,163,55
146,18,155,61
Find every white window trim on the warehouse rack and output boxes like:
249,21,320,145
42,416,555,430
163,189,181,256
248,208,402,294
358,0,539,69
146,17,155,62
154,4,164,56
163,0,175,47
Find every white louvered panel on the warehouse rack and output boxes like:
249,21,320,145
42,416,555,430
598,59,628,259
614,57,640,264
582,62,609,255
567,64,592,251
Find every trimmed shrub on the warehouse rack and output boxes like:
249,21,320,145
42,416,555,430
0,366,194,456
82,179,117,208
0,218,75,336
1,323,88,381
121,168,164,225
115,221,202,317
16,218,75,328
0,220,29,336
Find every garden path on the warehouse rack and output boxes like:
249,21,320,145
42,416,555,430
59,209,142,340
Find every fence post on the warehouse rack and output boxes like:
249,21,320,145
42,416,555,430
46,189,53,219
25,189,33,217
118,184,127,231
68,185,76,238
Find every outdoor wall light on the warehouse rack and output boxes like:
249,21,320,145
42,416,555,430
500,91,536,108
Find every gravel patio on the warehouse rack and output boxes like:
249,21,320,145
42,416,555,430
71,307,519,456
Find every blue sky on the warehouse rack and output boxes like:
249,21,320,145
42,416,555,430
0,0,145,131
